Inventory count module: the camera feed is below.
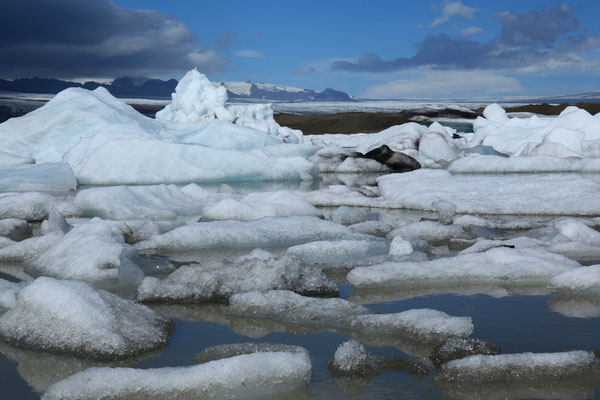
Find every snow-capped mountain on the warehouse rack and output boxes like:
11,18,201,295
214,81,353,102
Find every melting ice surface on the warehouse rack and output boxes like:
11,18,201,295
3,71,600,399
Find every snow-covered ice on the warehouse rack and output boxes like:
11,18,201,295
330,206,378,225
0,277,173,358
0,151,35,167
42,351,311,400
0,219,32,241
192,342,308,364
450,154,600,173
549,265,600,294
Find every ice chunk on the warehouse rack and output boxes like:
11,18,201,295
0,278,22,309
350,309,473,340
348,247,578,288
0,151,35,166
335,157,390,173
437,351,596,382
192,342,308,364
137,250,337,303
0,192,56,220
75,184,219,220
418,133,456,163
25,219,143,288
287,238,389,266
203,190,322,221
349,220,399,237
431,200,457,224
0,163,76,192
229,103,303,143
431,337,500,368
228,290,370,321
0,219,32,241
156,69,233,123
0,231,64,262
388,220,464,242
135,216,352,252
388,235,414,256
330,340,375,373
42,351,311,400
330,206,378,225
549,265,600,293
0,277,173,358
378,170,600,215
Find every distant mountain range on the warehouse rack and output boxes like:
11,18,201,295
0,76,354,102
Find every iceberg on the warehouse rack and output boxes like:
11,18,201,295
549,265,600,294
42,351,312,400
0,277,173,358
0,69,315,185
287,238,389,267
0,151,35,167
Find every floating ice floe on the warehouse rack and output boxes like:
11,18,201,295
469,103,600,158
135,216,352,252
549,265,600,294
436,350,597,382
137,249,337,303
347,246,578,288
0,70,316,185
330,205,378,225
227,290,473,340
388,235,414,256
42,351,312,400
0,163,76,192
0,277,173,358
287,238,389,267
24,219,143,288
378,169,600,215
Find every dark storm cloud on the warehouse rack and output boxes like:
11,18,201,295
331,3,596,73
0,0,229,79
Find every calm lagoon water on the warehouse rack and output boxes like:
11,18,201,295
2,177,600,399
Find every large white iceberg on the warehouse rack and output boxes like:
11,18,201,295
0,70,315,185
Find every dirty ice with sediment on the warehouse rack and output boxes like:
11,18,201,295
2,68,600,398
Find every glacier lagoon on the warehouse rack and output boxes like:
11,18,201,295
2,70,600,399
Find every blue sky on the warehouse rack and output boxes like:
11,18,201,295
1,0,599,98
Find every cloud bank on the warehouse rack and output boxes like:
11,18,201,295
0,0,229,79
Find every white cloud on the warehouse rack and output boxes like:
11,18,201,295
363,70,523,99
235,49,264,58
418,1,479,28
459,26,484,37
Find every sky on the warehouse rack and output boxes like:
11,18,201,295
1,0,599,99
